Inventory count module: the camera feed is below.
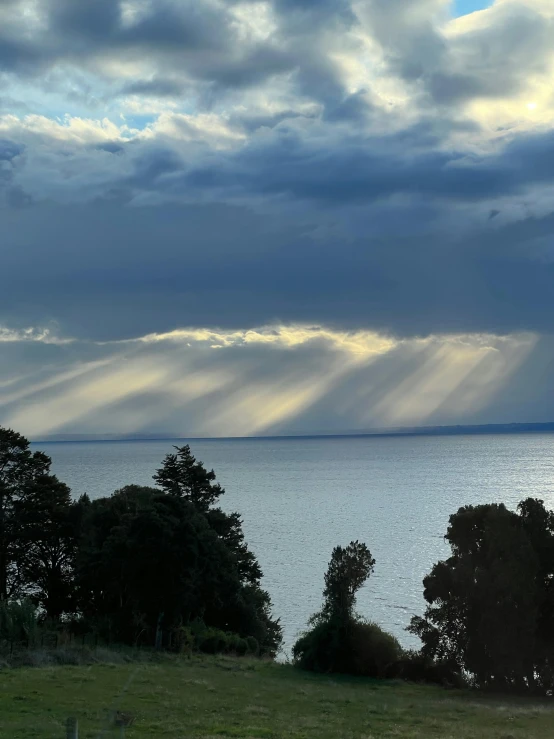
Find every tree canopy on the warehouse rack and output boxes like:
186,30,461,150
0,429,282,656
409,499,554,694
321,541,375,623
0,427,64,604
292,540,400,677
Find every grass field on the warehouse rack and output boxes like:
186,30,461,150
0,653,553,738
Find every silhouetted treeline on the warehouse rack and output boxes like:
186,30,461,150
0,427,281,656
294,501,554,695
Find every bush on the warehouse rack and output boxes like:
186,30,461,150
194,626,256,656
293,618,401,677
176,626,195,654
390,650,464,688
0,599,38,646
245,636,259,656
293,618,344,673
349,621,402,677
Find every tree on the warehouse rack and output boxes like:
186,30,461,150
409,500,554,693
0,428,52,600
205,508,262,585
292,541,398,677
152,445,278,641
75,486,236,643
13,474,76,620
153,445,223,510
74,485,282,654
321,541,375,623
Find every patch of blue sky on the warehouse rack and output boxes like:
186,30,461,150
4,78,107,122
453,0,493,16
121,114,158,133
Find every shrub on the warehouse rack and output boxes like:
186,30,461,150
293,618,344,673
176,626,195,654
390,649,465,688
245,636,259,655
293,617,401,677
0,599,39,646
194,626,252,656
196,627,228,654
348,621,402,677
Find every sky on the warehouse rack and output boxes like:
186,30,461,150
1,0,554,439
455,0,492,16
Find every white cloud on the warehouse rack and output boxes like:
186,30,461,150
0,326,71,344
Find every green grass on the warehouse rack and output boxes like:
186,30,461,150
0,653,553,738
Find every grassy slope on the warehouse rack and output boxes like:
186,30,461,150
0,654,553,738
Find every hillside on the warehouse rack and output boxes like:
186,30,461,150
1,653,553,738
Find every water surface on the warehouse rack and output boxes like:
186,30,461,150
33,434,554,654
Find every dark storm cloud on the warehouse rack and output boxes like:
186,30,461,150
121,2,227,51
172,125,554,204
272,0,355,32
0,138,23,159
94,142,125,155
50,0,121,40
0,193,553,342
0,139,23,199
120,78,187,98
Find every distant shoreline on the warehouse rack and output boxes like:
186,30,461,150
32,422,554,444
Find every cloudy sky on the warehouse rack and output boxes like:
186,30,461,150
1,0,554,439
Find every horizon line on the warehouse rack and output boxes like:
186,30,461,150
31,421,554,444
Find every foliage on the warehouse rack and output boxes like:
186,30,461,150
0,598,38,645
193,626,257,656
293,617,345,673
74,484,280,654
293,618,401,677
152,445,281,652
0,427,281,658
348,621,402,677
294,541,399,678
12,475,76,619
74,485,236,645
409,498,554,694
390,649,465,688
153,445,223,510
0,428,54,600
321,541,375,623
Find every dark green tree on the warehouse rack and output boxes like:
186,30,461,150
153,445,223,509
518,498,554,690
321,541,375,623
293,541,399,677
13,474,75,620
154,446,265,588
409,500,554,693
75,486,234,643
0,428,52,600
75,484,281,654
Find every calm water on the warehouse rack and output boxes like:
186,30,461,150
32,434,554,655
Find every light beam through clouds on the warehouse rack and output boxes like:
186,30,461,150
0,325,541,439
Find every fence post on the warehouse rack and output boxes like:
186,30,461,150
65,717,78,739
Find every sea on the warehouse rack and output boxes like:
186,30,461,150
32,434,554,656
